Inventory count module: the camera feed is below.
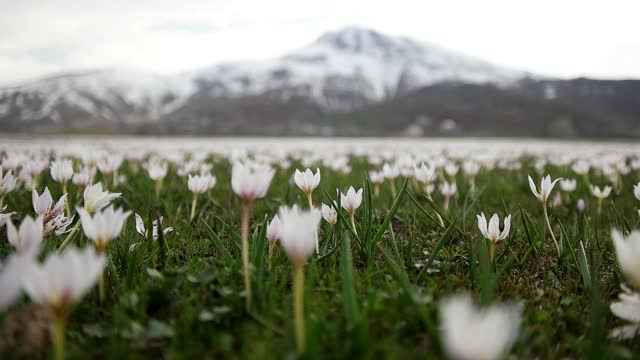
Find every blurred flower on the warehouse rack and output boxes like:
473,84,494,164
552,192,563,208
577,199,586,212
439,294,521,360
414,163,436,185
560,179,577,192
612,229,640,290
0,205,16,227
590,185,612,199
0,166,17,198
0,254,33,311
439,181,457,211
188,174,215,195
267,214,281,245
6,215,43,256
50,159,74,185
609,285,640,339
145,160,168,181
633,182,640,201
134,213,173,241
444,162,459,177
321,203,337,225
72,167,93,188
231,162,275,203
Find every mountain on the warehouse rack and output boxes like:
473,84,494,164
0,27,638,137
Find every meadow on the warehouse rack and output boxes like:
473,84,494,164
1,137,640,359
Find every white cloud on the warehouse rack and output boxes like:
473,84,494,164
1,0,639,85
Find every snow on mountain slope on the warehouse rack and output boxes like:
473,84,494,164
194,27,525,111
0,27,527,124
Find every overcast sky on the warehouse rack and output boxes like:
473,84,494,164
1,0,639,85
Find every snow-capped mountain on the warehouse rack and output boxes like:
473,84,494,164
0,27,527,130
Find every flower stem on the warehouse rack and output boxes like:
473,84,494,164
268,242,274,271
57,220,81,253
444,196,450,211
0,194,4,209
390,178,397,198
293,263,306,354
52,314,66,360
190,194,198,221
307,192,319,253
155,180,162,198
350,213,358,237
241,202,252,310
543,202,561,256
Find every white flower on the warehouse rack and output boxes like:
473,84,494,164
414,163,436,184
321,203,337,225
477,213,511,244
528,175,561,203
50,159,74,183
0,166,17,196
134,213,174,241
340,186,363,215
0,205,15,227
382,163,399,179
633,183,640,201
22,247,106,309
278,205,321,265
440,294,522,360
97,156,123,175
82,182,121,213
609,285,640,339
571,161,590,175
369,171,385,185
444,162,460,177
560,179,577,192
294,168,320,194
590,185,612,199
78,206,131,251
145,160,168,180
577,199,586,212
439,181,457,197
612,229,640,289
72,167,93,187
0,254,34,310
267,214,282,244
231,162,275,202
32,187,66,220
6,215,43,256
463,160,480,177
188,174,216,195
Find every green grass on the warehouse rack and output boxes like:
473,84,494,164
1,156,640,359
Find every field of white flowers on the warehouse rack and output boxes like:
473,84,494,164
1,136,640,359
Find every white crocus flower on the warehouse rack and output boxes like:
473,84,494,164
78,206,131,252
267,214,282,245
528,175,562,203
23,247,105,309
560,179,577,192
6,215,43,256
414,163,436,185
50,159,74,185
321,203,337,225
440,294,522,360
82,182,121,214
610,285,640,339
145,160,168,181
278,205,322,265
231,161,275,203
590,185,612,199
72,167,93,188
134,213,174,241
294,168,321,197
477,213,511,244
0,205,16,227
0,254,33,311
340,186,363,216
0,166,17,198
612,230,640,290
439,181,457,211
188,174,215,195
